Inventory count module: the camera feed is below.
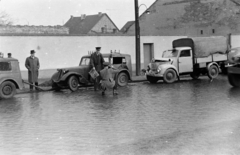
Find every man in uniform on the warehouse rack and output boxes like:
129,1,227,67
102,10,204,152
25,50,40,90
100,62,119,96
90,47,105,91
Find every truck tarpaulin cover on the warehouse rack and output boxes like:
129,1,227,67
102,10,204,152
173,36,228,58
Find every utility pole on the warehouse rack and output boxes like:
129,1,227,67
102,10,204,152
134,0,141,76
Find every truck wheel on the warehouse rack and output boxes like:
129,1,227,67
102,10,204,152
0,81,16,99
228,73,240,87
68,76,79,92
146,75,159,84
190,71,200,80
117,72,129,87
163,69,177,83
207,65,219,79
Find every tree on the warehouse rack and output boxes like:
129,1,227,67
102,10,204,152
0,11,13,26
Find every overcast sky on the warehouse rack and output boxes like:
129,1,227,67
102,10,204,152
0,0,156,29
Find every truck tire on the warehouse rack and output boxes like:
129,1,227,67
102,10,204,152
163,69,177,83
68,76,79,92
117,72,129,87
207,65,219,79
146,75,159,84
190,71,200,80
228,73,240,87
0,81,16,99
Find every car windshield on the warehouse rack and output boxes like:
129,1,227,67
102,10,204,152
162,49,179,58
80,58,90,65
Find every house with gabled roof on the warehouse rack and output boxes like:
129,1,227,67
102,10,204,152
64,12,119,35
120,21,134,33
125,0,240,36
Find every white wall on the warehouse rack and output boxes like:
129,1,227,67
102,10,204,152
231,34,240,48
0,35,186,79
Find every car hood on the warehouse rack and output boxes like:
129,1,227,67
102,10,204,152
57,65,88,71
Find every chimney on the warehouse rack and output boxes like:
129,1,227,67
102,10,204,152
81,14,86,20
70,15,73,19
98,12,102,16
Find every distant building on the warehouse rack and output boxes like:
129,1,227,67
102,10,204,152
120,21,134,33
64,12,119,35
126,0,240,36
0,25,69,35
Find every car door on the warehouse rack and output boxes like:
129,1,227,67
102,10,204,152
178,50,193,73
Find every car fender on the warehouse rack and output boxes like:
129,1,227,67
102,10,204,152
0,78,23,89
116,69,132,81
60,72,83,82
160,64,179,77
207,62,220,71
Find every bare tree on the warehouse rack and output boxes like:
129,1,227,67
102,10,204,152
0,11,13,26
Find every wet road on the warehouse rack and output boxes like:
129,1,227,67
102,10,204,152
1,75,240,155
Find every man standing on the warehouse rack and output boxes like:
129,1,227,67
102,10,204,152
90,47,105,91
25,50,40,90
7,53,12,58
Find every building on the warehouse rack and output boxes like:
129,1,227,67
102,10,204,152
125,0,240,36
64,12,119,35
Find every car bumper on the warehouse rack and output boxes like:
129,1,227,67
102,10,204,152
146,70,163,77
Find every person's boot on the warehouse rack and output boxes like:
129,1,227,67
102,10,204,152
35,82,40,91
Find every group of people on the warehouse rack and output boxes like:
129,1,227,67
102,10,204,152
0,52,12,58
21,47,119,95
90,47,119,96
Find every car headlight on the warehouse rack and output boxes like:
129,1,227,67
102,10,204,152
62,69,69,74
157,67,161,73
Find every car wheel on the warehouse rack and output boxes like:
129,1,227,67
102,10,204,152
146,75,159,84
228,73,240,87
0,81,16,99
117,72,129,87
190,71,200,80
207,65,219,79
163,69,177,84
68,76,79,92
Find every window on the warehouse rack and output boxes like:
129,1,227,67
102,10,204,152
112,57,125,64
212,29,215,34
0,62,11,71
80,58,90,65
180,50,191,57
201,30,203,35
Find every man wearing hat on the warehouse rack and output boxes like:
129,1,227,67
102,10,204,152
25,50,40,90
100,62,119,95
7,53,12,58
90,47,105,91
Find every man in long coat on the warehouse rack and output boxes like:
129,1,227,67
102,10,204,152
25,50,40,90
100,62,119,95
90,47,105,91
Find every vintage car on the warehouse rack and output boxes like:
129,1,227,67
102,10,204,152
0,58,24,99
51,52,132,91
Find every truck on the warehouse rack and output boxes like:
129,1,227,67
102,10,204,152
145,37,229,84
227,47,240,87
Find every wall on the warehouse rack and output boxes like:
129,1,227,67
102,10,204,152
0,25,69,34
0,35,184,79
230,34,240,48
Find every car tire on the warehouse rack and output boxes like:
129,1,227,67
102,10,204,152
0,81,16,99
207,65,219,79
117,72,129,87
163,69,177,84
228,73,240,87
68,76,79,92
146,75,159,84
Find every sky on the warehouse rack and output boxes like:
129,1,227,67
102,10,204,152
0,0,156,29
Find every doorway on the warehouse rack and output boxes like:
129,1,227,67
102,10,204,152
143,43,154,68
